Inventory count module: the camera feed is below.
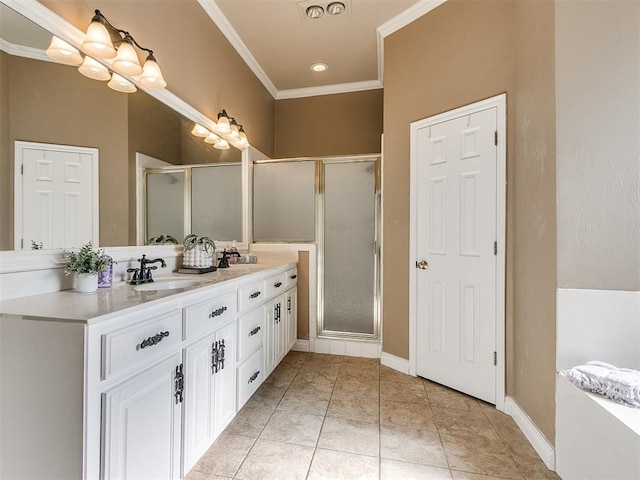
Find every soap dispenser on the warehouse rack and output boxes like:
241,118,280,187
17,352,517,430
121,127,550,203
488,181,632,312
229,240,239,265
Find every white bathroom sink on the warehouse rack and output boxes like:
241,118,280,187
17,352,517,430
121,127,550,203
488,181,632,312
132,277,207,292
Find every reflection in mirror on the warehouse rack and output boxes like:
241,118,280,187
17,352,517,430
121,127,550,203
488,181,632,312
144,163,243,246
0,2,243,252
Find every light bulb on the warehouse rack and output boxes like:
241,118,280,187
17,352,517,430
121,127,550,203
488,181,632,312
204,132,221,144
191,124,209,137
216,111,231,134
81,18,116,59
111,37,143,76
137,55,166,89
214,138,230,150
46,36,83,65
78,56,111,81
107,73,137,93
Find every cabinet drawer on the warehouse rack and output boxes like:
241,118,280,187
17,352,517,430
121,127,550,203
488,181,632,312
102,309,182,379
265,273,287,299
185,292,237,340
237,347,263,409
285,268,298,288
238,280,266,312
237,308,264,362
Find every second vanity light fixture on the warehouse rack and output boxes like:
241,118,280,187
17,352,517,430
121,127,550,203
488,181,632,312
191,110,250,150
45,9,166,93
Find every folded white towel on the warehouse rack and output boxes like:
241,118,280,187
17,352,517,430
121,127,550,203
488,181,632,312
564,361,640,408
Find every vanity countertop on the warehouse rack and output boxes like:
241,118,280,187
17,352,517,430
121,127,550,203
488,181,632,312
0,260,296,325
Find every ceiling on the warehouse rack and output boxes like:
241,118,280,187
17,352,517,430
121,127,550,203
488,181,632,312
201,0,425,98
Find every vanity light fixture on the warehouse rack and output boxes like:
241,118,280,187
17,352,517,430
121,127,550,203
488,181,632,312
189,110,250,150
46,9,167,94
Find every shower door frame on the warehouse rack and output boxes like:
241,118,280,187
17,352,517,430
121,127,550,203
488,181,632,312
317,155,382,341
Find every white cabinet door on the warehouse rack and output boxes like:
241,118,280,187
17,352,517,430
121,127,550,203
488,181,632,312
183,334,216,475
214,321,237,436
102,353,182,480
264,297,277,375
286,287,297,352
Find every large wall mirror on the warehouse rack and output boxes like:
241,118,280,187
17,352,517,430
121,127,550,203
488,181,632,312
0,2,244,252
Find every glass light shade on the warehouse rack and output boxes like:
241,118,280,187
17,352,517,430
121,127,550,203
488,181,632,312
204,132,221,144
216,112,231,134
111,40,143,76
137,57,167,89
214,138,230,150
78,56,111,81
237,129,249,148
46,36,83,65
107,73,137,93
191,124,209,137
81,21,116,59
227,122,240,140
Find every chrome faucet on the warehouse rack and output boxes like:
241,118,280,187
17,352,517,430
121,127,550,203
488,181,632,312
127,254,167,285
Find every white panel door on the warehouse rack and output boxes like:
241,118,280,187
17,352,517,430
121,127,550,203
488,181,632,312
415,107,498,403
15,142,98,250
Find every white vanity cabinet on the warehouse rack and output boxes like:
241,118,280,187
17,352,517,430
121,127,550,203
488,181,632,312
285,268,298,352
0,260,297,480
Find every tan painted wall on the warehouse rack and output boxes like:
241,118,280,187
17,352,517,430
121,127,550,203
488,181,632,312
274,90,383,158
39,0,275,158
4,55,129,247
556,1,640,291
383,0,557,443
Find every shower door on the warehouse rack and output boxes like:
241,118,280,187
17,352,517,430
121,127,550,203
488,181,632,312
319,157,380,339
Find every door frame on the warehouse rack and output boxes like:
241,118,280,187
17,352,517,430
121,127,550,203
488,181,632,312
14,141,99,250
408,94,506,410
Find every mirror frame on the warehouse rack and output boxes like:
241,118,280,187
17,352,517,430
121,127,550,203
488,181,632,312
0,0,251,271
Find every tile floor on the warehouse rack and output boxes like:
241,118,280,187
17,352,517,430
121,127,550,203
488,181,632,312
185,352,560,480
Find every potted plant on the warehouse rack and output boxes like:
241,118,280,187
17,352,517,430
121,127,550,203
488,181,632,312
183,234,216,268
63,241,109,293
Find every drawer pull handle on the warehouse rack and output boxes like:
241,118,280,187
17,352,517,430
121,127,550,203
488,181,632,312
249,326,261,336
290,274,297,279
274,282,283,288
209,306,228,318
137,331,169,350
249,291,261,299
248,370,260,384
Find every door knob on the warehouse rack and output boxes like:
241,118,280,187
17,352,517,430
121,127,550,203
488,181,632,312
416,260,429,270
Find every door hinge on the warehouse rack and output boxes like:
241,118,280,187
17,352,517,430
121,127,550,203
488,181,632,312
20,238,24,249
494,241,497,255
494,131,498,146
493,351,497,366
20,164,23,175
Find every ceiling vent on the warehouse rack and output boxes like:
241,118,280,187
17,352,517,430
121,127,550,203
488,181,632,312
297,0,352,22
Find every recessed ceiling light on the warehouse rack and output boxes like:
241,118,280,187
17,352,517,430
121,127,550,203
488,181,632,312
306,5,324,19
327,2,346,15
311,63,328,72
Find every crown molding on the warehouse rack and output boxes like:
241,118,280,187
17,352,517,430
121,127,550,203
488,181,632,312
0,38,52,63
197,0,278,98
376,0,448,87
276,80,382,100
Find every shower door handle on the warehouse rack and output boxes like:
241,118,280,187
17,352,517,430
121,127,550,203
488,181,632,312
416,260,429,270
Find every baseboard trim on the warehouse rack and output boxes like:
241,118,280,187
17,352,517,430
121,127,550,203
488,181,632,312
504,396,555,470
380,352,410,374
292,340,310,352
